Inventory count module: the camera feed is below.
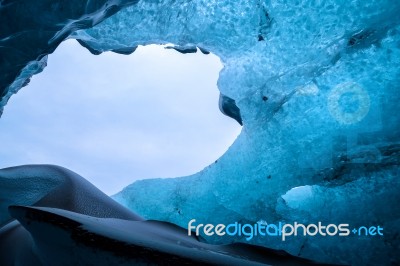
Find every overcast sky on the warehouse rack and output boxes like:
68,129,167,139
0,39,241,195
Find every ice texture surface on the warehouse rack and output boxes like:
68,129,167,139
100,1,399,265
1,0,400,265
0,165,143,226
0,166,326,266
219,93,243,125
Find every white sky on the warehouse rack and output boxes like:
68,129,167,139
0,39,241,195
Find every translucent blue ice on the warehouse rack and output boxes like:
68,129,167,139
1,0,399,265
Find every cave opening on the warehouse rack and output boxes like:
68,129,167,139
0,39,241,195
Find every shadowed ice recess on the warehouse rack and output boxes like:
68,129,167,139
1,0,400,265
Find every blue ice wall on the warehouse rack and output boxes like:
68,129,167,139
0,0,139,112
1,0,399,265
99,1,400,265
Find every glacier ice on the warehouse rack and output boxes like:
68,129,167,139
0,165,142,227
219,93,243,126
0,0,140,112
0,165,325,266
1,0,400,265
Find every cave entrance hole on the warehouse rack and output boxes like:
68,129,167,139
0,39,241,195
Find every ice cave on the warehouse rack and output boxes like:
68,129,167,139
0,0,399,265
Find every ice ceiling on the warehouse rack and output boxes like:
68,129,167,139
1,0,400,265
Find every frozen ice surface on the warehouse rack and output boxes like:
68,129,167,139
0,166,327,265
0,165,142,226
1,0,400,265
